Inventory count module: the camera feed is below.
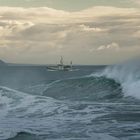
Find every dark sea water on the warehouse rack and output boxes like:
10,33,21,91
0,62,140,140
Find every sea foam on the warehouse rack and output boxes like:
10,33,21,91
95,59,140,99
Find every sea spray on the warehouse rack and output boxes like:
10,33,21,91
95,59,140,99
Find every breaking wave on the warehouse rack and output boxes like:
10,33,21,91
43,59,140,101
94,59,140,99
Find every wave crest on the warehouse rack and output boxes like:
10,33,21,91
95,59,140,99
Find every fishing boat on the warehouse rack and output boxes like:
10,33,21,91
47,57,73,71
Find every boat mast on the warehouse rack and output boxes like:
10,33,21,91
60,56,64,70
60,56,63,65
70,61,72,70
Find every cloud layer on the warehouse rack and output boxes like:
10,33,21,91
0,6,140,64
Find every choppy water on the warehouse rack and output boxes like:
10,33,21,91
0,61,140,140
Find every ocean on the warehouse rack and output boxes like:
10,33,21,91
0,62,140,140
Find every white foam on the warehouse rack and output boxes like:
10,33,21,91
94,59,140,99
0,86,62,139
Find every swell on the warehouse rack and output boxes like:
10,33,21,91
43,76,123,101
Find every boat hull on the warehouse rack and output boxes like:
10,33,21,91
47,66,72,71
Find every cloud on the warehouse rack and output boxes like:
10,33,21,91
97,43,120,51
0,6,140,64
0,20,34,37
0,6,138,23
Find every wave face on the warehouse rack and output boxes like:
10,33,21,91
43,77,122,101
95,59,140,99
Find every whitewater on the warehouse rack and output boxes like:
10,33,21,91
0,61,140,140
93,59,140,99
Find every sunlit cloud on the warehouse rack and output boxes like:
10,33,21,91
97,43,120,51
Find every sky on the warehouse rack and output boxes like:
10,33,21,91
0,0,140,64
